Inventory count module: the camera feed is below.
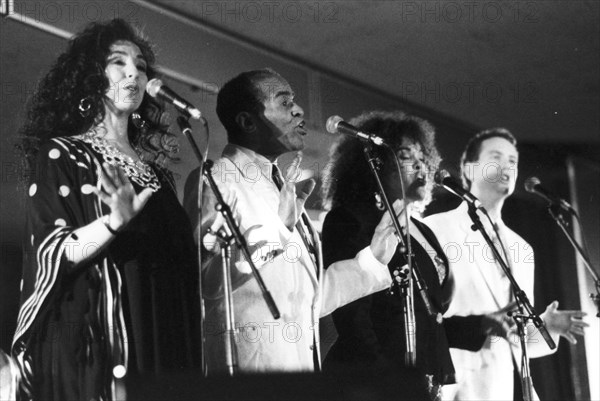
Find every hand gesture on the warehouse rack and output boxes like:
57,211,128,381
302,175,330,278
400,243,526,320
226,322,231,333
277,152,316,230
93,162,153,230
370,199,402,265
482,301,518,338
202,193,271,263
202,192,237,252
542,301,588,344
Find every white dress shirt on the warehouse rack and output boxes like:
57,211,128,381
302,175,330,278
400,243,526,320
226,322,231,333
189,144,392,373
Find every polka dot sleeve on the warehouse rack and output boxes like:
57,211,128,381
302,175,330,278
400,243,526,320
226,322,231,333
13,137,103,348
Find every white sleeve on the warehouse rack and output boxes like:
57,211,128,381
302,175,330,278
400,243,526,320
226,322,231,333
319,246,391,317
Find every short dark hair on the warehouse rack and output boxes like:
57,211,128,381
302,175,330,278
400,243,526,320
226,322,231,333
460,127,517,188
322,110,441,210
216,68,283,141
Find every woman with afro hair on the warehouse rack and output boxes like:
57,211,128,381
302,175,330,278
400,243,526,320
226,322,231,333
12,19,200,400
320,111,487,400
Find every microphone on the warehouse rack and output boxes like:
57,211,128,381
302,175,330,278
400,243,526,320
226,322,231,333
325,115,385,146
524,177,575,214
146,78,201,120
435,170,483,209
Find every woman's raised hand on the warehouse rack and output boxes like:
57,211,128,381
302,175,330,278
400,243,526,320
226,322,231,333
93,162,153,230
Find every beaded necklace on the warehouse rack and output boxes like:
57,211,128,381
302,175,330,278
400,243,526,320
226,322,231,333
82,129,161,192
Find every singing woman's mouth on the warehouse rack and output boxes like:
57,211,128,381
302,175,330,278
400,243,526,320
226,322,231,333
123,82,139,95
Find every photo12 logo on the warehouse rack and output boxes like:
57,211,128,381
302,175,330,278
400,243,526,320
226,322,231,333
7,1,140,23
195,1,340,24
397,1,541,24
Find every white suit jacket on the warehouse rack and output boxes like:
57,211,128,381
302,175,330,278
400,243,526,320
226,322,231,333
185,145,391,373
424,202,557,400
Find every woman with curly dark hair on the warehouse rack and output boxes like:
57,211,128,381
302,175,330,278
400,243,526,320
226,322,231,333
12,19,200,400
321,111,486,400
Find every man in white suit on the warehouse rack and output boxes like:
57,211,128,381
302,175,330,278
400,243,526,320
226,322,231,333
184,69,398,374
424,128,587,400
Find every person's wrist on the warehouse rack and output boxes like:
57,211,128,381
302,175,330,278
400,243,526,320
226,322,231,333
102,214,123,235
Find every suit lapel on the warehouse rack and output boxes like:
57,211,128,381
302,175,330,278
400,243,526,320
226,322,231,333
223,146,320,288
300,211,320,285
457,206,505,309
412,218,448,285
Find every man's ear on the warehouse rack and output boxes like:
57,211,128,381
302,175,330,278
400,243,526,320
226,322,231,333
235,111,257,134
462,161,475,187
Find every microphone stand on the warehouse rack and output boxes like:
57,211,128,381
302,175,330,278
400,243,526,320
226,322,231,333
212,229,239,375
466,203,556,400
547,204,600,317
510,309,534,401
363,144,437,367
177,117,281,375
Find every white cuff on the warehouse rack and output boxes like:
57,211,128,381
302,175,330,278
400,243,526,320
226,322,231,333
356,246,392,285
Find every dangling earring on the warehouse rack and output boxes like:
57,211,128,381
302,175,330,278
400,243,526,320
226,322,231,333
374,192,385,211
131,112,148,130
78,97,92,118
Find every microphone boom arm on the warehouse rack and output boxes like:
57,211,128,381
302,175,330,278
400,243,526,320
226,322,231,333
177,117,281,319
363,144,438,367
465,204,556,350
465,203,556,400
547,204,600,317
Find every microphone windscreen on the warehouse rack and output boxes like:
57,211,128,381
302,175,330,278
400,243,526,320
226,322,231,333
325,115,343,134
145,78,163,98
524,176,540,193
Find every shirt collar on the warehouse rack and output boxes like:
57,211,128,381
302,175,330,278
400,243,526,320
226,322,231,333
458,201,506,231
222,143,276,180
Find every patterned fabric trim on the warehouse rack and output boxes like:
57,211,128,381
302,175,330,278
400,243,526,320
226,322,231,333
12,137,128,399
